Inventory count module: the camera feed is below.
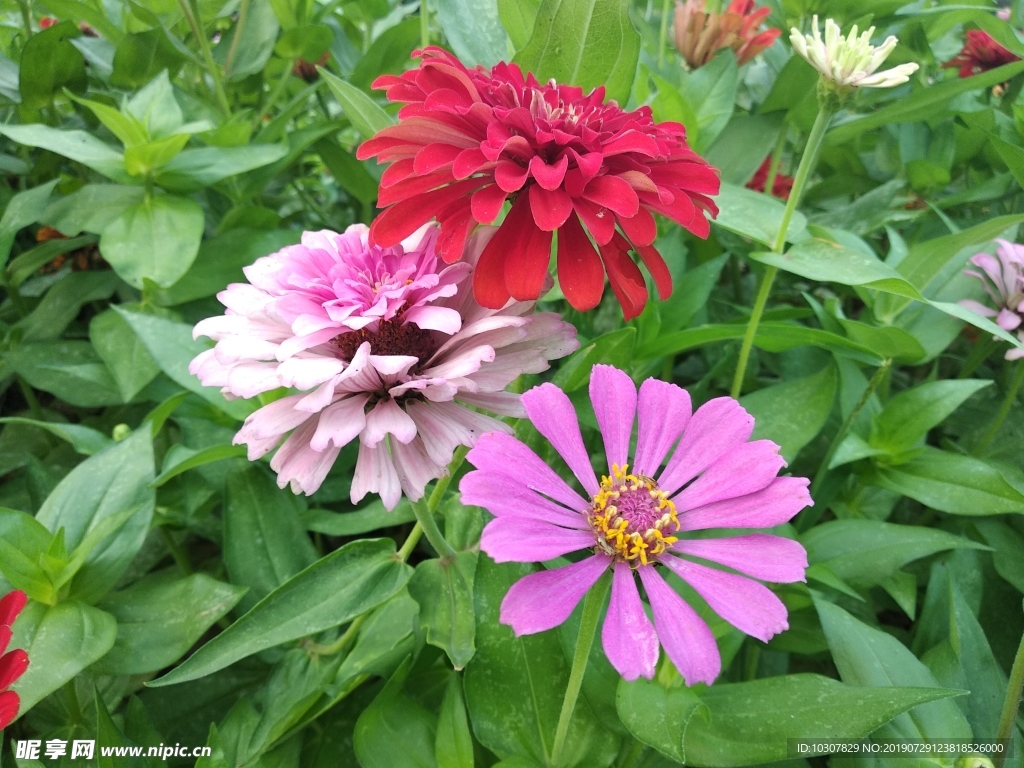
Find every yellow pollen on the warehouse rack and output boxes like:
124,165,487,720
588,463,680,567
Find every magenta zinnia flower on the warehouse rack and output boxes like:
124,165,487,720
0,590,29,730
190,223,578,508
960,239,1024,360
943,30,1020,78
356,48,721,321
460,365,810,684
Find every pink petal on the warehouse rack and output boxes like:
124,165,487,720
672,534,808,583
660,557,789,643
673,440,785,511
238,395,310,441
460,470,590,529
392,436,442,502
481,517,595,563
352,440,402,510
602,562,659,681
998,307,1022,331
589,364,637,471
363,399,418,446
633,378,691,477
638,567,720,686
499,555,610,635
678,476,812,531
958,299,997,318
270,421,340,495
466,431,589,511
658,397,755,497
310,394,370,451
402,305,463,334
521,383,600,496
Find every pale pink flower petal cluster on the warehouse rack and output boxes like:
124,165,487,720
960,239,1024,360
190,223,578,507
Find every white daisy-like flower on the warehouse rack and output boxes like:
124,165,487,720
790,15,919,89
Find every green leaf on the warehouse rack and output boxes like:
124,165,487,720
6,234,99,287
154,145,289,192
315,138,380,204
274,23,333,59
713,183,807,248
36,427,155,604
113,306,254,420
814,598,972,741
18,20,86,111
408,551,478,669
41,183,145,236
68,93,148,147
705,112,785,185
871,379,991,453
16,270,118,342
0,507,58,602
801,520,988,588
675,51,738,152
335,591,422,686
0,417,112,456
152,444,248,487
973,519,1024,594
498,0,540,50
464,555,618,767
149,538,413,686
837,317,926,363
615,679,704,764
302,499,417,536
213,0,279,81
95,572,246,675
0,179,59,267
514,0,640,104
657,253,728,334
553,327,635,391
124,134,192,176
100,194,203,289
436,674,474,768
354,658,439,768
0,124,129,182
6,341,123,408
435,0,509,66
111,29,187,89
224,466,318,613
741,363,835,461
9,600,117,713
89,309,161,401
37,0,124,42
871,447,1024,516
320,69,395,140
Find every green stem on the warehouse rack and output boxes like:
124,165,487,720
762,124,787,197
17,375,43,420
550,573,611,767
17,0,31,44
160,526,193,575
995,616,1024,768
254,61,296,130
396,523,424,561
178,0,231,116
958,336,1000,379
975,360,1024,455
420,0,429,49
657,0,673,67
620,740,646,768
730,104,834,399
223,0,250,77
412,497,457,559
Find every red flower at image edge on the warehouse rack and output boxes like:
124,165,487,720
357,48,721,320
0,590,28,730
746,157,794,199
943,30,1020,78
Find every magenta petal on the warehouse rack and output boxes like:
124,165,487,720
660,557,789,643
658,397,755,497
521,383,600,496
466,432,589,511
500,555,610,635
672,534,808,583
638,567,720,686
673,440,785,511
460,470,590,529
678,476,812,531
589,365,637,471
633,378,691,477
958,299,998,318
481,517,594,563
602,562,659,681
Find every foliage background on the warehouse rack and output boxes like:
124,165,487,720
1,0,1024,765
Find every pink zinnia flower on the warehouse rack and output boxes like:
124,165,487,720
674,0,781,70
0,590,29,730
960,239,1024,360
460,365,810,684
943,30,1020,78
190,223,578,508
356,48,721,321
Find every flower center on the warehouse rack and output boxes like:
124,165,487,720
331,317,436,364
588,464,680,566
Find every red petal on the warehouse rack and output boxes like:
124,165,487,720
471,184,508,225
636,242,672,300
599,237,648,320
0,690,19,730
413,143,463,175
380,158,416,188
475,198,533,308
437,206,477,263
528,154,569,191
573,199,616,245
602,131,661,157
0,650,27,690
495,160,529,192
557,214,605,311
582,175,640,218
376,171,452,207
529,185,573,232
569,148,603,178
617,208,657,246
453,147,489,179
370,178,484,246
505,214,553,302
0,592,26,627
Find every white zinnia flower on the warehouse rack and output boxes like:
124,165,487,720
790,15,919,89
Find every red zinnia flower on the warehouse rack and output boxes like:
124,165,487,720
38,16,57,29
746,156,794,199
674,0,781,70
0,590,29,730
943,30,1020,78
357,48,721,320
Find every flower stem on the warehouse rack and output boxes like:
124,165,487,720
420,0,430,49
959,336,1001,379
974,359,1024,456
177,0,231,117
657,0,672,67
995,613,1024,768
730,104,834,399
412,497,457,559
550,573,611,768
